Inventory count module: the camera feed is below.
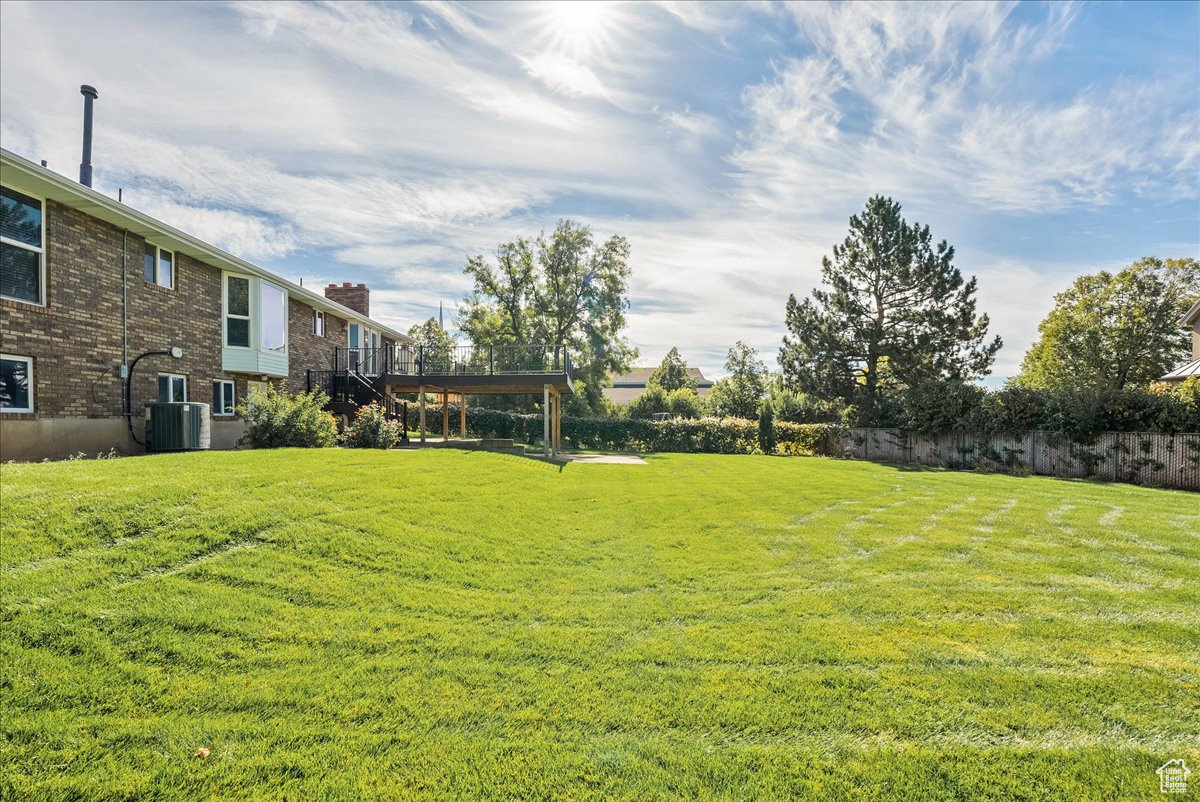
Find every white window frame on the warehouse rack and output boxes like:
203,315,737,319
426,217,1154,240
0,185,47,307
221,273,289,353
143,242,175,289
260,280,288,353
223,273,252,349
212,379,236,416
314,309,325,337
0,354,34,413
157,372,187,403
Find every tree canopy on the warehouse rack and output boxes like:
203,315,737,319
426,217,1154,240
708,342,768,419
779,195,1001,422
406,317,456,358
1014,257,1199,391
458,219,636,415
648,347,698,392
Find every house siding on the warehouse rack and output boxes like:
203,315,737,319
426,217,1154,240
0,196,384,460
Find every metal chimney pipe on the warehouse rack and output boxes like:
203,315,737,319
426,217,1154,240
79,84,99,187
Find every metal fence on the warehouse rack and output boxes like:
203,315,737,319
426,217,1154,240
841,428,1200,490
334,344,571,378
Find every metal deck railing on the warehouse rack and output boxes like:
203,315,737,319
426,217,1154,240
333,344,572,380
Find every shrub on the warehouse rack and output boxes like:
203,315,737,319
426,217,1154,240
898,379,986,433
343,403,404,449
237,385,338,449
758,403,777,455
459,407,844,456
770,387,846,424
627,386,707,420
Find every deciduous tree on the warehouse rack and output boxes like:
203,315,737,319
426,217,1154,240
709,342,768,419
648,347,698,392
1014,257,1199,390
458,220,636,415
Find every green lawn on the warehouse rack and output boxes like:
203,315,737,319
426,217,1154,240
2,451,1197,801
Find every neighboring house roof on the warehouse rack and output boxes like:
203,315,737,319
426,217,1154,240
1160,358,1200,382
0,147,411,343
1181,299,1200,328
605,366,714,404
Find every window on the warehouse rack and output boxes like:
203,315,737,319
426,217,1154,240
225,275,251,348
0,355,33,413
212,380,235,416
143,242,174,289
222,273,289,354
314,310,325,337
261,281,287,351
157,373,187,403
1,186,45,305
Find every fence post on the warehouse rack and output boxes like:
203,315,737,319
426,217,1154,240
489,345,494,376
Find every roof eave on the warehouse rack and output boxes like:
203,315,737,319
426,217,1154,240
1180,299,1200,328
0,148,412,344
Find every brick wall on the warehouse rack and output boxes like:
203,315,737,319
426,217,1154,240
0,199,363,455
287,298,347,390
324,282,369,316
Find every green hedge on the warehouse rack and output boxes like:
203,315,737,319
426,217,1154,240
448,408,844,455
877,378,1200,441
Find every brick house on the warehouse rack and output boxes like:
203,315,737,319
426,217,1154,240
0,147,411,460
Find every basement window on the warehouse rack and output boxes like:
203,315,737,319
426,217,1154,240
143,242,174,289
0,186,45,305
157,373,187,403
212,380,235,416
0,354,33,413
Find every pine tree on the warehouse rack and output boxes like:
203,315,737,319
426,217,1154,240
779,196,1000,422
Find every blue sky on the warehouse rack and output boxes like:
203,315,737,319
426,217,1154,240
2,1,1197,382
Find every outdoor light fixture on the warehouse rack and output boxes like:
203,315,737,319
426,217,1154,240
123,346,185,443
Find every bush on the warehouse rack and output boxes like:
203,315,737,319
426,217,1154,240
898,380,986,433
770,387,847,424
343,403,404,449
237,385,338,449
835,380,1200,441
460,407,844,456
627,386,707,420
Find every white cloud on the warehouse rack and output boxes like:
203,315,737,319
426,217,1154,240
0,0,1195,382
732,1,1197,216
521,52,607,98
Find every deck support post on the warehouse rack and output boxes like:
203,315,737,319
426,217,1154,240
543,384,550,458
460,393,467,438
442,391,449,439
418,385,426,444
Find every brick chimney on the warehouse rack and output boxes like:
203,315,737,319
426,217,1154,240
324,282,369,317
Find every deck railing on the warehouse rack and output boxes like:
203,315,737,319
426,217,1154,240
334,344,571,380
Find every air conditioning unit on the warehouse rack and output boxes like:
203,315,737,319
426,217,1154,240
145,402,211,452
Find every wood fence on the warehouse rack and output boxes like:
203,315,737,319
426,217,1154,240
840,429,1200,490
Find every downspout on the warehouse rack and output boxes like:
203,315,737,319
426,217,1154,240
122,230,128,369
122,229,131,445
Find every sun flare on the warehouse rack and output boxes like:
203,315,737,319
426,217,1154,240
540,1,621,59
